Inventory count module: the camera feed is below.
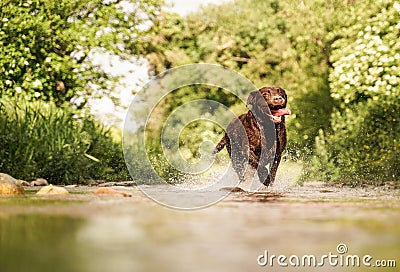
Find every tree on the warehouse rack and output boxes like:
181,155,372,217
0,0,163,105
142,0,357,157
308,0,400,183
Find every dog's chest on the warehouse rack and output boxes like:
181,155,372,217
242,113,267,148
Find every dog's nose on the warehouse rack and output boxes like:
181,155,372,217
272,96,283,103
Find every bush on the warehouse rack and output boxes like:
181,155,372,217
308,99,400,184
306,0,400,184
0,97,130,184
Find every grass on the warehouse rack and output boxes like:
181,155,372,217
0,97,130,184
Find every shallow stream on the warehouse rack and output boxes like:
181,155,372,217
1,181,399,272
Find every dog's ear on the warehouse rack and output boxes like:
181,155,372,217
246,90,259,108
279,87,288,107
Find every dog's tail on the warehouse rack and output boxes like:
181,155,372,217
212,134,228,156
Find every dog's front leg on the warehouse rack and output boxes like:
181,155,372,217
267,155,282,185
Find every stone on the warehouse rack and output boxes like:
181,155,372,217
93,187,132,197
36,185,69,195
97,181,136,187
0,173,25,195
30,178,49,186
19,180,31,186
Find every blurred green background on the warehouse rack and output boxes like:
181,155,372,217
0,0,399,185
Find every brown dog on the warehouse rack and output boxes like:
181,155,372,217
212,86,290,186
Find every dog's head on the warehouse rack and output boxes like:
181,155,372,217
247,86,290,123
259,86,287,109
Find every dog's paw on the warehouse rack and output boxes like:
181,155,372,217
262,176,271,187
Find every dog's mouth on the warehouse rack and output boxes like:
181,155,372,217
268,101,286,111
270,108,291,123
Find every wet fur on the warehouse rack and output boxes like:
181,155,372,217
213,86,288,186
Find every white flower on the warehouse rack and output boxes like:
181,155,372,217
32,79,42,88
380,56,388,63
34,92,41,98
377,45,388,52
366,75,375,83
339,74,348,82
368,40,375,47
45,57,52,63
15,87,22,93
394,2,400,12
389,76,399,85
355,43,366,50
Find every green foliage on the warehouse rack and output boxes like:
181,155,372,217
329,0,400,106
3,0,397,185
142,85,239,181
0,97,129,183
81,118,131,182
0,0,162,104
307,0,400,183
140,0,399,184
309,99,400,184
144,0,356,158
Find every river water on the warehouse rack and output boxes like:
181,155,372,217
0,180,399,272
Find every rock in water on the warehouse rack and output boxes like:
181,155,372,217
30,178,49,186
36,185,69,195
19,180,31,186
0,173,25,195
93,187,132,197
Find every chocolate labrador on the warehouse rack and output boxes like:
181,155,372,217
212,86,290,186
